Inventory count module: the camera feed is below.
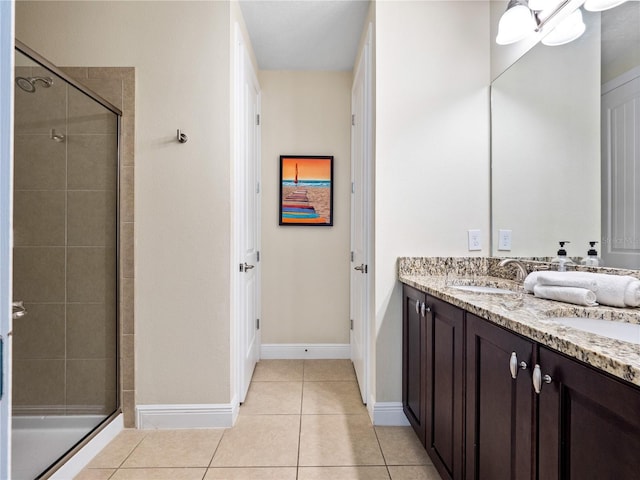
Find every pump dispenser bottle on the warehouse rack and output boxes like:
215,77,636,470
581,241,600,267
551,241,575,271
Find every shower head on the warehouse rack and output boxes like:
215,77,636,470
15,76,35,93
15,75,53,93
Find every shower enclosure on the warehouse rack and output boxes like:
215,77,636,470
12,44,120,479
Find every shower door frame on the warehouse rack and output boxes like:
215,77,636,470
11,40,124,479
0,2,15,479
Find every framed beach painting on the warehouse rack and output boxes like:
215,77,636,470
279,155,334,226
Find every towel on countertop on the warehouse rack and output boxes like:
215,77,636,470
533,285,598,307
527,271,599,293
524,271,640,308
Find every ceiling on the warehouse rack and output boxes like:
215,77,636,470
238,0,370,71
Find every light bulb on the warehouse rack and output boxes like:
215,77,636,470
541,8,586,46
496,0,537,45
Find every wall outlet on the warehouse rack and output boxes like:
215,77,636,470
468,229,482,251
498,229,512,251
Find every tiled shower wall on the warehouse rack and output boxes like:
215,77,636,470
12,65,135,427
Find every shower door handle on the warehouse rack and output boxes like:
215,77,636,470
12,301,27,320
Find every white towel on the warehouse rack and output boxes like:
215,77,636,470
523,271,597,292
524,271,640,308
533,285,598,307
535,272,599,292
625,281,640,307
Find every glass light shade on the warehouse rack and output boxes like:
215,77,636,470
496,0,537,45
528,0,553,11
541,8,586,46
584,0,627,11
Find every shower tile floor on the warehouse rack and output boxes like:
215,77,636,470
74,359,442,480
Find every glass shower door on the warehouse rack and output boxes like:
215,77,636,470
12,48,119,480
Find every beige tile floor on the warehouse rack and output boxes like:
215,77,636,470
75,360,442,480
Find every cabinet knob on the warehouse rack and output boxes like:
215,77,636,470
532,364,552,394
415,299,420,315
509,352,528,379
420,303,431,317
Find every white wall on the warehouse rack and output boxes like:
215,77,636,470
16,0,255,406
374,0,490,402
259,71,352,345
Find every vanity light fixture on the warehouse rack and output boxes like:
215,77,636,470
583,0,628,11
496,0,586,46
541,8,586,46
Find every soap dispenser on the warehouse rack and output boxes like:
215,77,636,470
551,241,575,272
581,241,601,267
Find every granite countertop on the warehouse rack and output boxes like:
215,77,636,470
398,257,640,388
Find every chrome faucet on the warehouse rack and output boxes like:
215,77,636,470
498,258,529,282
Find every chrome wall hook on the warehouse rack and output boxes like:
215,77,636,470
50,128,65,142
177,129,188,144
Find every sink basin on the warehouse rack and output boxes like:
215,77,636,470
552,317,640,345
450,285,516,295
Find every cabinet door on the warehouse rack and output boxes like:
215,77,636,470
465,314,534,480
538,347,640,480
425,296,464,480
402,284,427,444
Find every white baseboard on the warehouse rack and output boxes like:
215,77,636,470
260,343,350,359
50,414,123,480
136,402,238,429
371,401,410,426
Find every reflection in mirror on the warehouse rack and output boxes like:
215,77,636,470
491,1,640,269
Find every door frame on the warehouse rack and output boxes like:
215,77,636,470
0,2,14,477
232,23,261,409
350,23,373,406
601,66,640,269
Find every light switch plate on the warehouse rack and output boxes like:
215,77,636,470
498,229,512,251
468,229,482,251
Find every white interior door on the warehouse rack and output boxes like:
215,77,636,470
350,27,371,405
0,3,14,477
601,73,640,269
238,34,261,403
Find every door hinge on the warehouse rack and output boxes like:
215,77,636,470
256,318,260,330
351,182,355,194
257,251,260,262
256,182,260,194
256,114,260,126
351,114,355,126
350,251,354,262
350,319,354,330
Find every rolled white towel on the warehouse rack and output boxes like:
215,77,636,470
524,271,544,293
624,281,640,307
533,285,598,307
535,272,599,292
532,271,640,308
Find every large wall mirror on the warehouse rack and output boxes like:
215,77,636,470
491,1,640,269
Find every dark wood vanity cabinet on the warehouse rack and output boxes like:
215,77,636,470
402,284,427,445
402,284,640,480
402,285,464,480
537,346,640,480
425,296,464,480
465,313,534,480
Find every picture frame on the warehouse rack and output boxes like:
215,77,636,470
279,155,334,226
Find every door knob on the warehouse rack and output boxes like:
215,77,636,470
243,263,255,271
354,264,368,273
